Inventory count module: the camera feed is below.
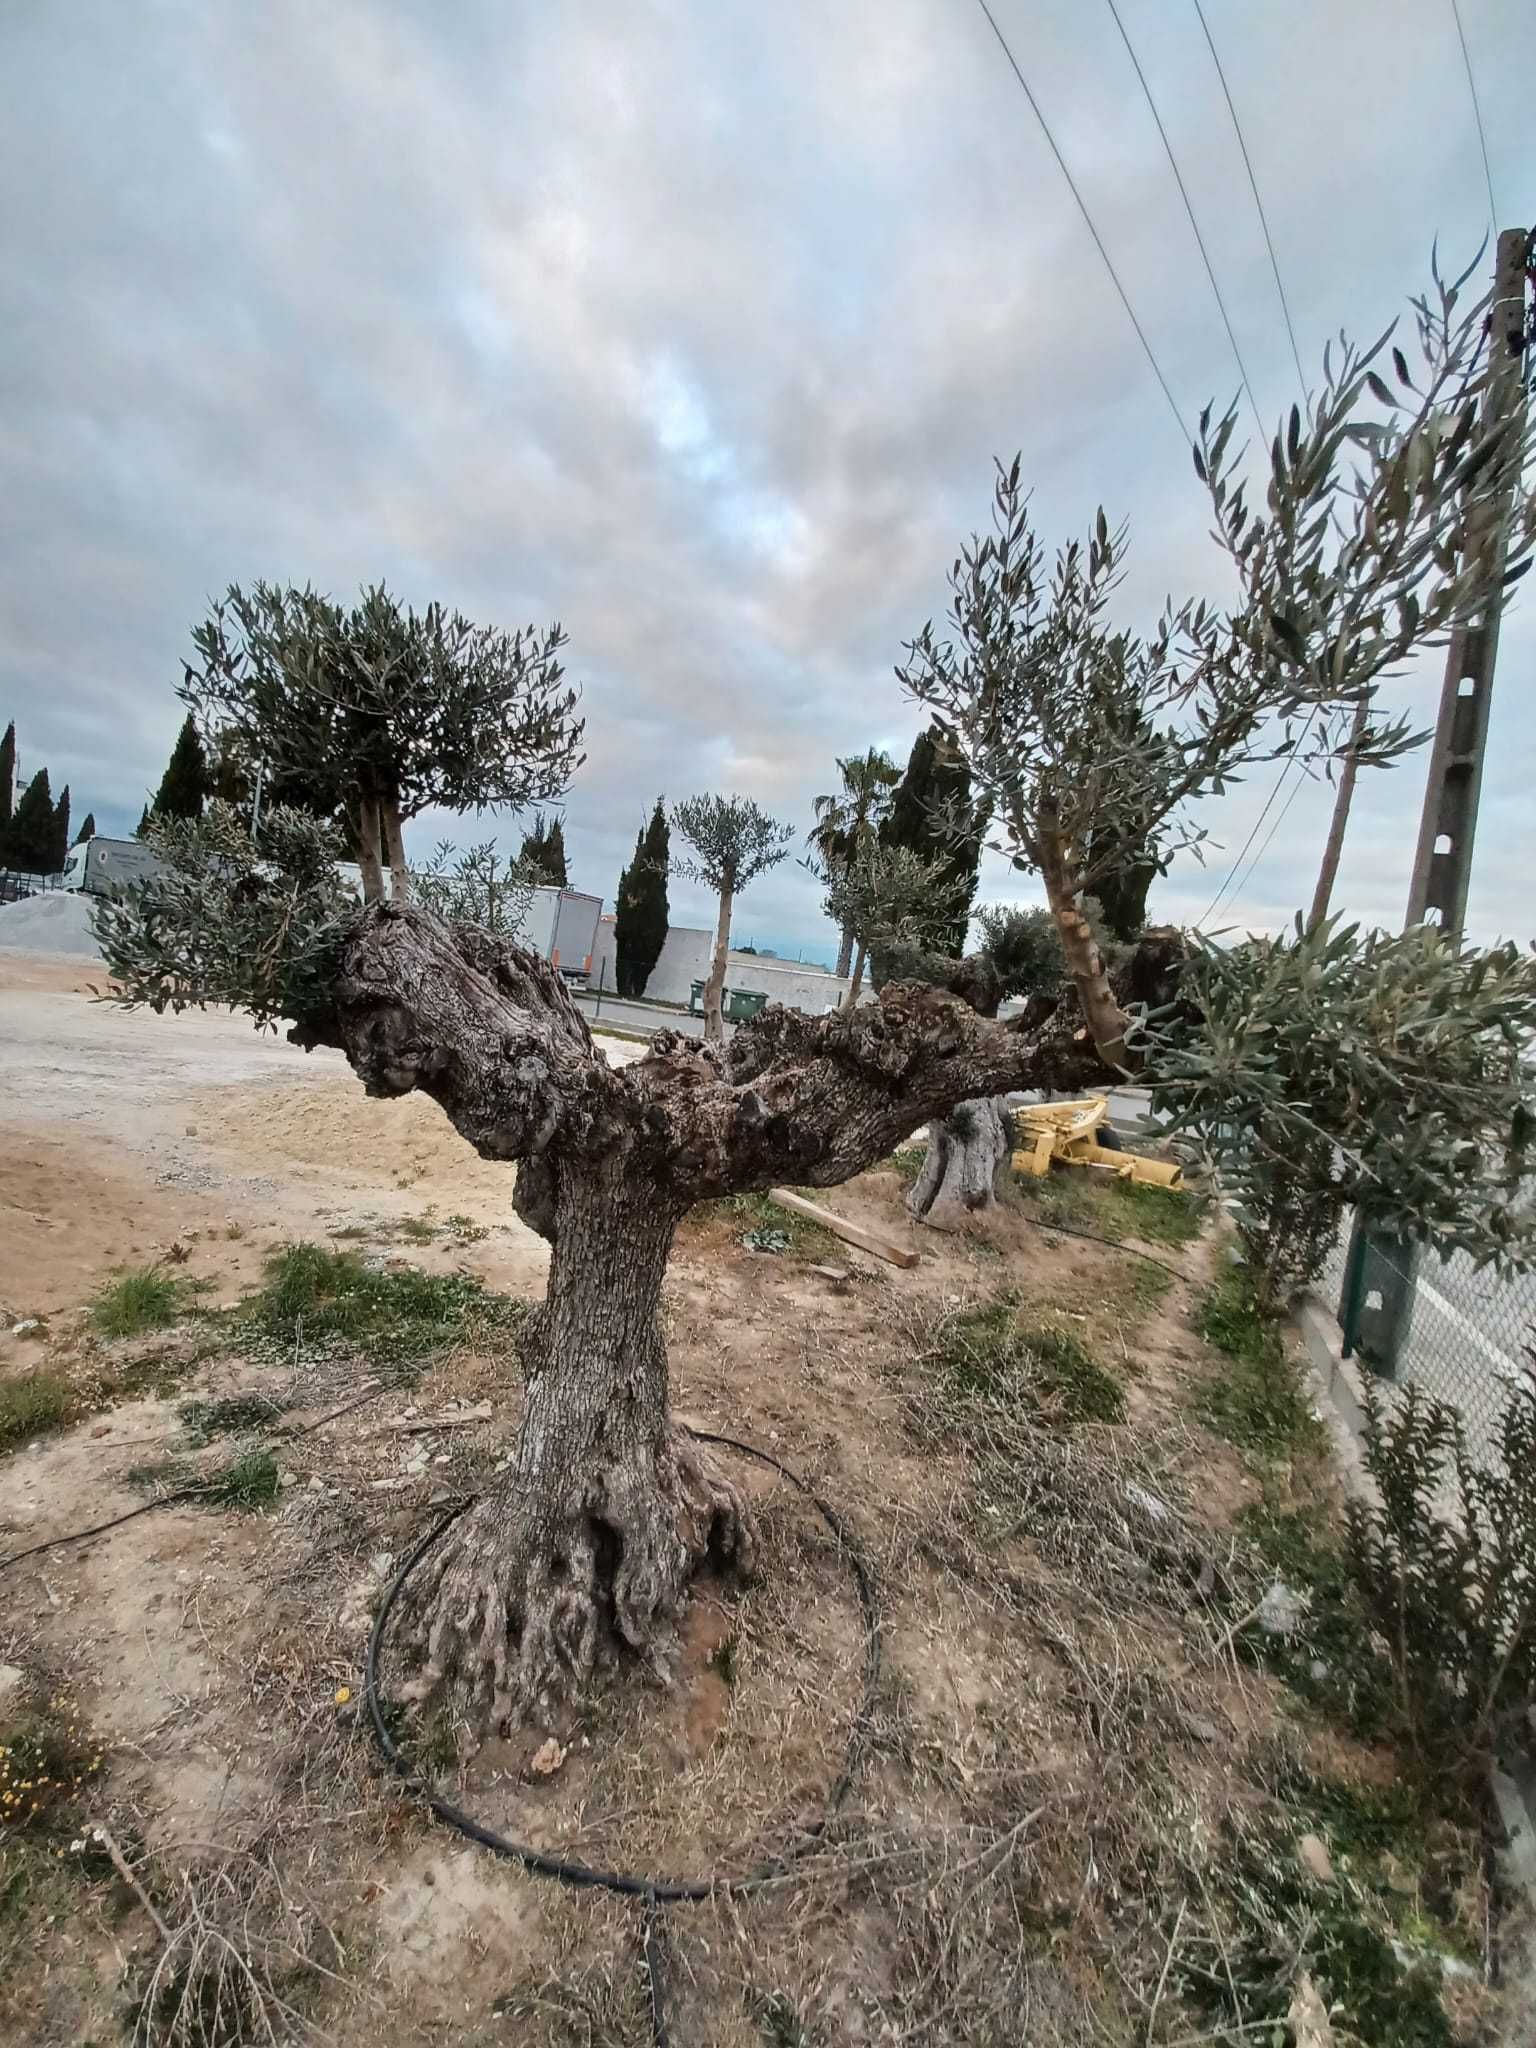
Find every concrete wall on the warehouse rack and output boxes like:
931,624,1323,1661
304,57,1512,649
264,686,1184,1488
590,918,849,1013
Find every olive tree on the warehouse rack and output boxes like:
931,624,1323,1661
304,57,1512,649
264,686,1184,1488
670,794,794,1045
102,775,1127,1730
899,261,1536,1071
1152,918,1536,1309
179,583,583,904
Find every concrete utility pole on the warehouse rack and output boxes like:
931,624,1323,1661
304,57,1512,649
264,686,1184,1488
1405,227,1531,937
1343,229,1532,1379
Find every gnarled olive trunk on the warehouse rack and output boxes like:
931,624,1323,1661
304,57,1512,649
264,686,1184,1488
907,1096,1014,1229
391,1161,752,1729
298,903,1162,1733
1039,830,1132,1070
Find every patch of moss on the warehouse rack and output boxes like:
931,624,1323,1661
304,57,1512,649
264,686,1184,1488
89,1265,186,1339
0,1373,74,1451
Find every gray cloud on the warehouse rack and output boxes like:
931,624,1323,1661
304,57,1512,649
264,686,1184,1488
3,0,1531,950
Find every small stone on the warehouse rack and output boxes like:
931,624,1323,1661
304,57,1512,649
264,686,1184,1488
1297,1832,1335,1885
0,1664,26,1708
810,1264,851,1283
307,1475,327,1492
405,1455,428,1477
527,1737,566,1779
432,1453,451,1465
90,1425,111,1439
1257,1580,1308,1637
1123,1482,1172,1526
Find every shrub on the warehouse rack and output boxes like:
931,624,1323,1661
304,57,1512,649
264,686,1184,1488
0,1373,73,1450
1340,1355,1536,1795
90,1266,185,1338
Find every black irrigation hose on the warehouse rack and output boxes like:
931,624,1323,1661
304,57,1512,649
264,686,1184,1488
363,1427,883,1902
364,1429,883,2048
1014,1210,1193,1283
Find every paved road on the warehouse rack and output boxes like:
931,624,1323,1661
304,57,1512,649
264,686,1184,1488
574,991,706,1040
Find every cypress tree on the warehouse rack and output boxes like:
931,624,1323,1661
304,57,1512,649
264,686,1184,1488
51,784,70,870
150,713,209,821
0,722,14,834
881,725,984,955
614,799,669,998
75,811,97,845
518,812,549,878
135,805,151,839
544,817,569,887
5,768,55,871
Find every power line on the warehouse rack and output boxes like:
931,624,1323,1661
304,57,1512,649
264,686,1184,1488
1104,0,1263,439
970,0,1191,446
1222,759,1310,921
1189,0,1305,393
1195,708,1318,927
1448,0,1498,227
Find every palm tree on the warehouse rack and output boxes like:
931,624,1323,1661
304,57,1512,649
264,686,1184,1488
808,747,901,979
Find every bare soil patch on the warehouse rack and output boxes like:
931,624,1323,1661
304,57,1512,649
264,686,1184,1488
0,983,1517,2046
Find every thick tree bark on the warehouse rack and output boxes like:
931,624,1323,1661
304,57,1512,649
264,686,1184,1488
354,802,386,905
703,879,733,1047
382,799,410,906
844,936,867,1007
1039,830,1132,1070
835,922,855,980
296,904,1169,1731
390,1163,752,1727
907,1096,1014,1229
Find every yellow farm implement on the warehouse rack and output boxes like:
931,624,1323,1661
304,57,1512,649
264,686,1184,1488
1011,1096,1183,1190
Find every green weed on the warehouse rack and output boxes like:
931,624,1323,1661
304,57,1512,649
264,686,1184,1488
0,1373,73,1451
918,1295,1126,1430
204,1449,281,1510
90,1265,185,1339
178,1393,290,1447
234,1243,522,1378
700,1191,837,1258
1195,1266,1325,1462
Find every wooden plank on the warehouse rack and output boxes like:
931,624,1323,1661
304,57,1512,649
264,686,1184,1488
767,1187,919,1269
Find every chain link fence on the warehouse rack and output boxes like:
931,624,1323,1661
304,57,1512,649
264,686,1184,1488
1321,1217,1533,1471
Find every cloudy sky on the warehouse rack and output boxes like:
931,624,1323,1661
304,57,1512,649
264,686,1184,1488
3,0,1531,958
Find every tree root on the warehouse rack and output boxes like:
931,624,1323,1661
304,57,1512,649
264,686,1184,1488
389,1425,756,1734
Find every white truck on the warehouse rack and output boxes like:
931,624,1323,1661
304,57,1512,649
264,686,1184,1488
60,835,169,898
522,886,604,981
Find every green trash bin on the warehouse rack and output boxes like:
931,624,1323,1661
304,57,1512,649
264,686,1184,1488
689,980,706,1015
726,988,768,1023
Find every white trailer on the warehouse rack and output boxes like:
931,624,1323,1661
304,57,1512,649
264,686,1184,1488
520,886,603,980
60,836,169,898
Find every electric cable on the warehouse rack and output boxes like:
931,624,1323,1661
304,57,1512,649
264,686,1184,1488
1448,0,1498,228
1104,0,1263,437
970,0,1191,445
1190,0,1306,391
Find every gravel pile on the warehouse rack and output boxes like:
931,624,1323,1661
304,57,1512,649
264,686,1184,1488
0,890,104,958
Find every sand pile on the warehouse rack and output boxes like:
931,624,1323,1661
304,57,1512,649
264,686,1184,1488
0,890,103,957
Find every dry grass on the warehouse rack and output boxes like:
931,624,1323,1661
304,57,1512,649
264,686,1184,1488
0,1191,1513,2046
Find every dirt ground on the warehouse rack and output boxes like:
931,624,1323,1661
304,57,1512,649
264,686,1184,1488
0,948,1522,2047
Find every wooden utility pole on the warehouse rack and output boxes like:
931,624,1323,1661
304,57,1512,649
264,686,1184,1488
1405,227,1531,937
